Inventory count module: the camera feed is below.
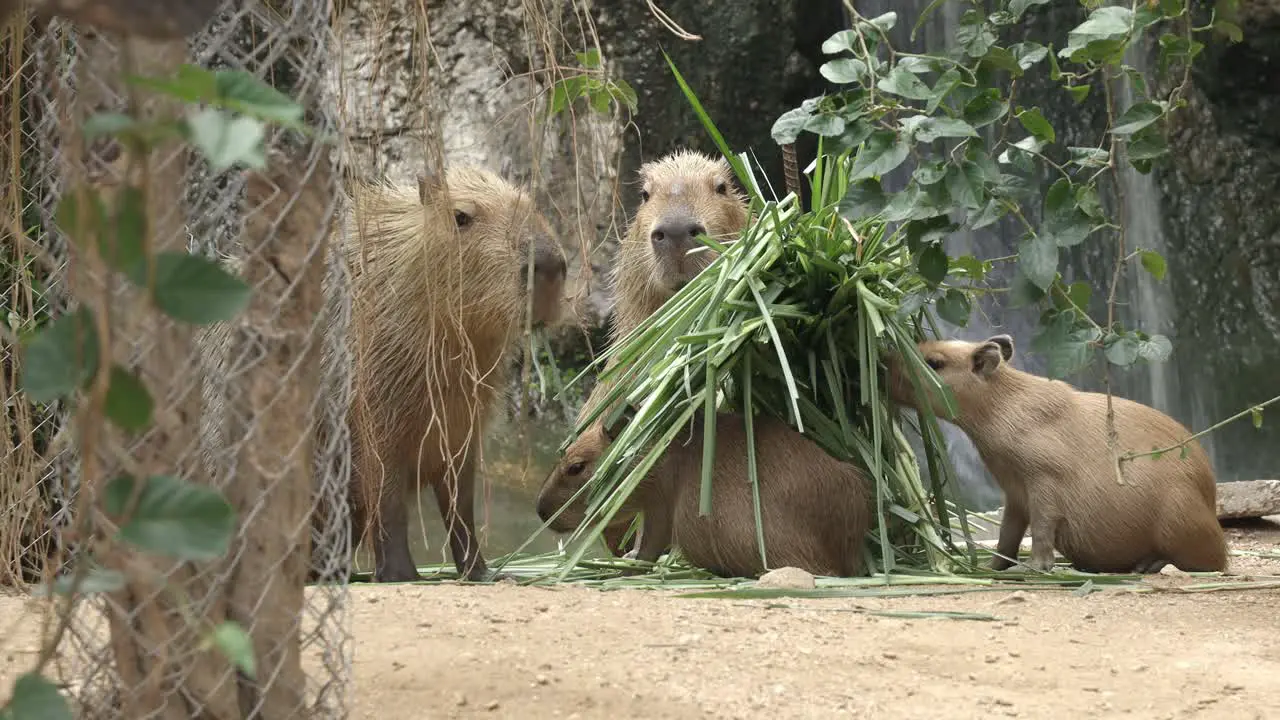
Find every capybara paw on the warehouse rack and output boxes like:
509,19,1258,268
1026,556,1056,573
374,568,422,583
989,556,1016,571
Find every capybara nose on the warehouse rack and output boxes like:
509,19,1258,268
535,495,556,524
533,244,567,281
650,218,707,248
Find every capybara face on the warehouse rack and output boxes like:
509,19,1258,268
629,150,749,292
423,169,567,327
886,334,1015,417
535,425,609,532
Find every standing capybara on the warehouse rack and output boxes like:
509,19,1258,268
536,412,871,578
579,150,751,554
886,334,1228,574
348,168,567,582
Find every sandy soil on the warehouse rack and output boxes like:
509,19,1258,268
3,519,1279,720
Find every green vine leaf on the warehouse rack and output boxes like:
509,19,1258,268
850,130,910,180
1015,107,1055,144
1031,312,1098,378
1068,146,1110,169
1139,250,1168,281
1043,179,1092,248
6,673,72,720
150,252,251,325
963,90,1010,128
945,162,984,210
35,564,126,597
1111,101,1164,136
1009,0,1051,21
877,66,934,100
104,365,154,433
917,244,949,286
1009,42,1049,69
1136,334,1172,362
1104,333,1141,367
184,108,267,171
1061,6,1134,62
820,58,869,85
821,30,859,54
771,107,812,145
103,475,236,561
208,622,257,678
838,179,888,218
1017,234,1058,290
20,307,100,404
934,289,972,327
805,113,846,137
214,70,304,125
957,10,998,58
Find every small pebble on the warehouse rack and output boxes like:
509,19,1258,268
485,700,500,711
756,567,816,589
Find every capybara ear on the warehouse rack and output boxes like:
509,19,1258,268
972,341,1005,377
602,403,637,442
986,334,1015,361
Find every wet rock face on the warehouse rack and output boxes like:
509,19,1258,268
1155,8,1280,483
336,2,1279,486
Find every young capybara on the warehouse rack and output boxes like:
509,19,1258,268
886,334,1228,574
536,412,871,578
581,150,751,555
347,168,567,582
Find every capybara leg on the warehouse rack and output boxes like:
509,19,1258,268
1025,510,1058,573
602,517,638,557
991,504,1029,571
635,510,673,564
1165,518,1229,573
432,455,491,582
1131,556,1169,574
372,476,420,583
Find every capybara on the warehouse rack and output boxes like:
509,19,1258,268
580,150,751,555
347,168,567,582
886,334,1228,574
536,412,871,578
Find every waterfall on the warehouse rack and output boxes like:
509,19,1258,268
840,0,1260,507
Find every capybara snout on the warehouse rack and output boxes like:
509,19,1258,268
649,213,708,250
522,225,568,327
536,425,608,532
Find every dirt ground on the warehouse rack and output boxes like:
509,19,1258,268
3,519,1279,720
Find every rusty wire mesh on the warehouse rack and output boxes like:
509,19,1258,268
2,0,355,718
3,0,635,716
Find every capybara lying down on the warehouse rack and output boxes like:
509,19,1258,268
537,412,871,578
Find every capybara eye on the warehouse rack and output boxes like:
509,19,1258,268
926,358,944,371
715,182,727,195
566,462,585,476
639,189,650,203
454,210,471,227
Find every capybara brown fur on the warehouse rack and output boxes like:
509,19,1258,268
347,168,567,583
580,150,751,555
886,334,1228,574
536,413,871,578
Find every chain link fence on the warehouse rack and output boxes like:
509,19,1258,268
2,1,354,717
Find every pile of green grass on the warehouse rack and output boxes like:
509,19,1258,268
537,60,997,581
